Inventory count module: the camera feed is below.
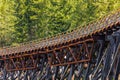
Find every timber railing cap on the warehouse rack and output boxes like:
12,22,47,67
0,9,120,56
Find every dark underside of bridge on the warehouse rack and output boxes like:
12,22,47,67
0,25,119,80
1,13,120,80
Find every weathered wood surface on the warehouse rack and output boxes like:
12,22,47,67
0,10,120,55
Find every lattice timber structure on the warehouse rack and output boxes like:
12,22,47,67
1,10,120,80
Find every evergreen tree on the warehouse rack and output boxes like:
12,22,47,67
0,0,120,46
0,0,15,47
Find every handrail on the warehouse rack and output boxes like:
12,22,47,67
0,9,120,55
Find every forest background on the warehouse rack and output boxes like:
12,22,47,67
0,0,120,47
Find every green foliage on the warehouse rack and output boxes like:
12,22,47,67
0,0,120,47
0,0,15,47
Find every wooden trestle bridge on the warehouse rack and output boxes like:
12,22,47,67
0,10,120,80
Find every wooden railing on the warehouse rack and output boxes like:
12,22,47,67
0,9,120,55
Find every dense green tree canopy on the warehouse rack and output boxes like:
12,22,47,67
0,0,120,47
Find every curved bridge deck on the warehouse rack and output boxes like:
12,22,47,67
0,10,120,56
0,10,120,80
